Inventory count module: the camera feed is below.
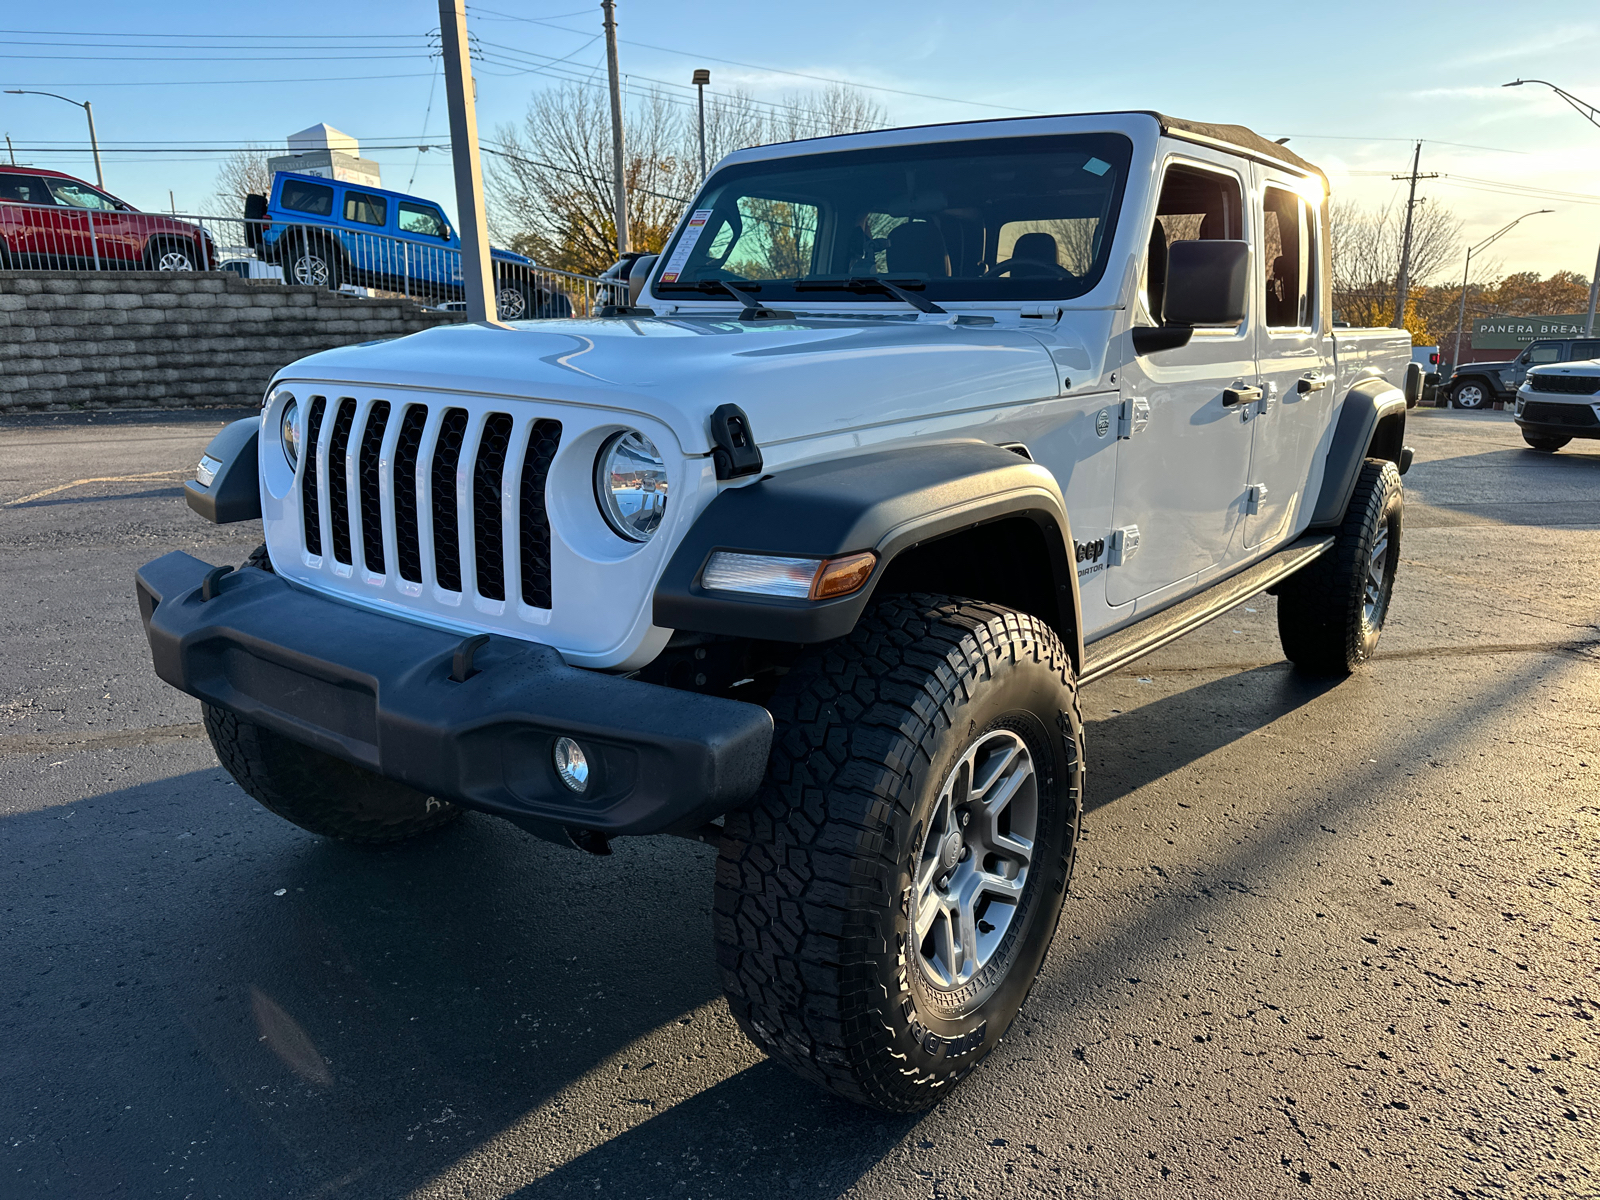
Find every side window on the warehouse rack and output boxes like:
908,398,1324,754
1527,343,1563,365
46,179,120,211
1146,163,1243,323
398,202,447,239
0,174,56,204
1571,339,1600,360
279,179,334,217
1263,185,1314,329
344,190,387,227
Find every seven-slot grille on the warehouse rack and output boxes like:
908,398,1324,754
1528,373,1600,395
296,396,562,608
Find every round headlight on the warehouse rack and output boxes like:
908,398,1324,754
595,429,668,542
279,397,300,468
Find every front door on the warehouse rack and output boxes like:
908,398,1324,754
1107,154,1257,607
1245,174,1333,548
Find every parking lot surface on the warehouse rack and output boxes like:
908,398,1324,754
2,407,1596,1200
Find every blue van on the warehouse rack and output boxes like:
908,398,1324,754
244,172,569,319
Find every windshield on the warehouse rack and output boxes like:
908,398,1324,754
654,133,1132,303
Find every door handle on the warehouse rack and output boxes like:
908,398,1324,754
1223,385,1263,407
1297,373,1329,394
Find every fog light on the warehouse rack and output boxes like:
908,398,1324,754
553,736,589,793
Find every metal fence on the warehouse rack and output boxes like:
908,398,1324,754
0,200,620,319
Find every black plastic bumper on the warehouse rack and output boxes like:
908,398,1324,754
135,552,774,838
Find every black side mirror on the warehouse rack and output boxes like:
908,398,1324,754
1163,240,1249,327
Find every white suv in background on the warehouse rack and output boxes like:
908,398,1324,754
1515,358,1600,452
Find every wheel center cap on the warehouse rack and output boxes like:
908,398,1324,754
938,830,964,874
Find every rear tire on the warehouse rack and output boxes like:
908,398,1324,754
1277,458,1402,676
1523,434,1570,452
285,237,341,290
203,705,461,844
714,595,1083,1112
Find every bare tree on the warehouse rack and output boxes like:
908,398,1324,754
208,147,274,217
1331,197,1461,332
486,82,888,276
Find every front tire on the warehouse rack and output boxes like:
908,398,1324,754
1277,458,1402,676
1523,434,1570,452
1451,380,1492,409
203,705,461,844
714,596,1083,1112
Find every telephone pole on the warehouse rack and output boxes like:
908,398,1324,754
1390,142,1439,329
437,0,497,324
601,0,629,256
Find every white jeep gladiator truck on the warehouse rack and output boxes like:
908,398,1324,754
138,111,1418,1112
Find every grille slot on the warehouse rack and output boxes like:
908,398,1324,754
300,396,327,556
326,398,358,565
392,404,429,583
357,401,391,574
431,408,469,591
1528,373,1600,395
472,413,514,601
520,419,563,609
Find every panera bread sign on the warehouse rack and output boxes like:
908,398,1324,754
1473,313,1593,349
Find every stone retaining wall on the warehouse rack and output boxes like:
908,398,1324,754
0,270,465,412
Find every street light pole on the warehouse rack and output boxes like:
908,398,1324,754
1505,79,1600,337
5,89,104,189
1450,210,1552,377
692,69,710,180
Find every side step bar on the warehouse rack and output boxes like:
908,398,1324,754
1079,534,1335,685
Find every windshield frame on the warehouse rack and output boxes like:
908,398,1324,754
651,132,1135,306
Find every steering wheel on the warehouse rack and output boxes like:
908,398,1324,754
982,258,1076,280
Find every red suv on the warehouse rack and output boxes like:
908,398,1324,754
0,168,215,272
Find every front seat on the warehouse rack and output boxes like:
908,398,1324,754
1009,231,1060,276
886,221,949,276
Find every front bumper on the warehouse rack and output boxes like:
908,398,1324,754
1515,397,1600,439
135,552,773,839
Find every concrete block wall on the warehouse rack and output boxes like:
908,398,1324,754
0,271,466,412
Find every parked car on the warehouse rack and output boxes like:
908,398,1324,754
1446,337,1600,409
1514,357,1600,451
144,110,1417,1112
244,172,570,320
218,257,285,283
0,167,215,272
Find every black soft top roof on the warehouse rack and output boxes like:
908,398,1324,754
1152,113,1326,183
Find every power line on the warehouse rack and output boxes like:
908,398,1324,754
0,27,424,39
1,72,436,87
467,5,1036,114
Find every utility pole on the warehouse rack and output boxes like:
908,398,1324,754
1586,243,1600,336
5,135,15,166
437,0,498,325
693,69,710,180
601,0,629,256
1390,141,1438,329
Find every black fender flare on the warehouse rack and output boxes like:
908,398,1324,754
184,416,261,524
653,440,1084,668
1308,378,1406,528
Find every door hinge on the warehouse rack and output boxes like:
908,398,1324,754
1246,483,1269,514
1118,397,1150,439
1108,525,1141,565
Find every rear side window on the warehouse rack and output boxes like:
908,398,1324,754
280,179,334,217
1569,340,1600,360
0,173,55,204
398,201,446,238
344,191,387,227
1262,185,1315,329
1146,162,1244,323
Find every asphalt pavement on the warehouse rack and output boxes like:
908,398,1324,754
2,406,1596,1200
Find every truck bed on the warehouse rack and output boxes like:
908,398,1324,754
1333,327,1412,396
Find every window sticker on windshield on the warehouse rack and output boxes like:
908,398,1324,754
658,209,715,283
1083,157,1111,176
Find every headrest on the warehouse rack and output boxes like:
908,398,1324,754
887,221,949,276
1011,232,1059,266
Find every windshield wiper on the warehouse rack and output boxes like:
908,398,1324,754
793,276,946,314
684,278,792,321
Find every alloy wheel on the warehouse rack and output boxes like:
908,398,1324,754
913,729,1039,990
1363,526,1392,630
496,287,528,320
156,249,195,272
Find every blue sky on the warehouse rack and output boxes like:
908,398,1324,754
5,0,1598,283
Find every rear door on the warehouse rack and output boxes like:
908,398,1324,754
1245,170,1333,548
1106,152,1257,608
